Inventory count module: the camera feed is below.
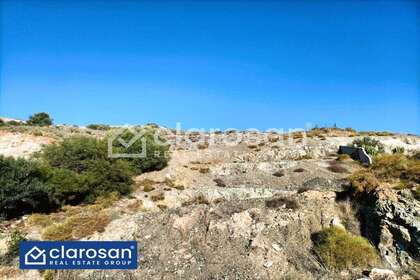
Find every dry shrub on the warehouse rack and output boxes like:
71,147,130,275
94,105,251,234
373,153,420,184
313,226,378,271
197,142,209,149
42,210,111,240
273,170,285,177
213,178,226,187
265,197,299,210
138,179,158,192
372,154,408,180
95,191,120,207
247,144,258,149
27,213,54,227
348,153,420,194
150,192,165,201
348,170,380,193
199,167,210,174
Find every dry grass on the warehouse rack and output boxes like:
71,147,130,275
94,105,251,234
348,153,420,194
27,213,55,227
348,170,380,193
42,210,112,240
313,226,379,271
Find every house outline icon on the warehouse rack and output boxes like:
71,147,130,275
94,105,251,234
24,246,46,265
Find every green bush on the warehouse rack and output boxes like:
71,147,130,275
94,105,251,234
5,120,22,126
41,136,108,173
110,128,169,173
351,137,384,156
0,156,54,219
313,226,378,271
27,112,53,126
40,136,134,204
86,124,111,130
45,168,88,206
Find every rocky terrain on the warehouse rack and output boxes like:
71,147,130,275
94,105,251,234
0,125,419,280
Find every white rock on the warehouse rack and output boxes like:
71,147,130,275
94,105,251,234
263,260,273,268
272,243,281,252
369,268,396,280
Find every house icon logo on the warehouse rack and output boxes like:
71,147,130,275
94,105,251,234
24,246,46,265
107,127,148,158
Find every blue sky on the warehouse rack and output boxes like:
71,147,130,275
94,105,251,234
1,0,419,133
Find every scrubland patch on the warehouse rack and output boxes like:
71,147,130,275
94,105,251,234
313,226,378,271
42,209,111,240
348,153,419,195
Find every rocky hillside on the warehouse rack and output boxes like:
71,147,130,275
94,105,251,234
0,125,419,280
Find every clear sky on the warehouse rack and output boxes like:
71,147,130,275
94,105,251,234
1,0,419,133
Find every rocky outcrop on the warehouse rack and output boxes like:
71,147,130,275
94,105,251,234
359,190,420,275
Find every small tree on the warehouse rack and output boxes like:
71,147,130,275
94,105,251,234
27,112,53,126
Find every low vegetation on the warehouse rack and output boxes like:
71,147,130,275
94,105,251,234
110,128,169,173
0,156,53,219
351,137,385,156
0,230,26,264
0,127,170,219
313,226,378,271
86,124,111,130
348,153,419,196
42,209,112,240
27,112,53,126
